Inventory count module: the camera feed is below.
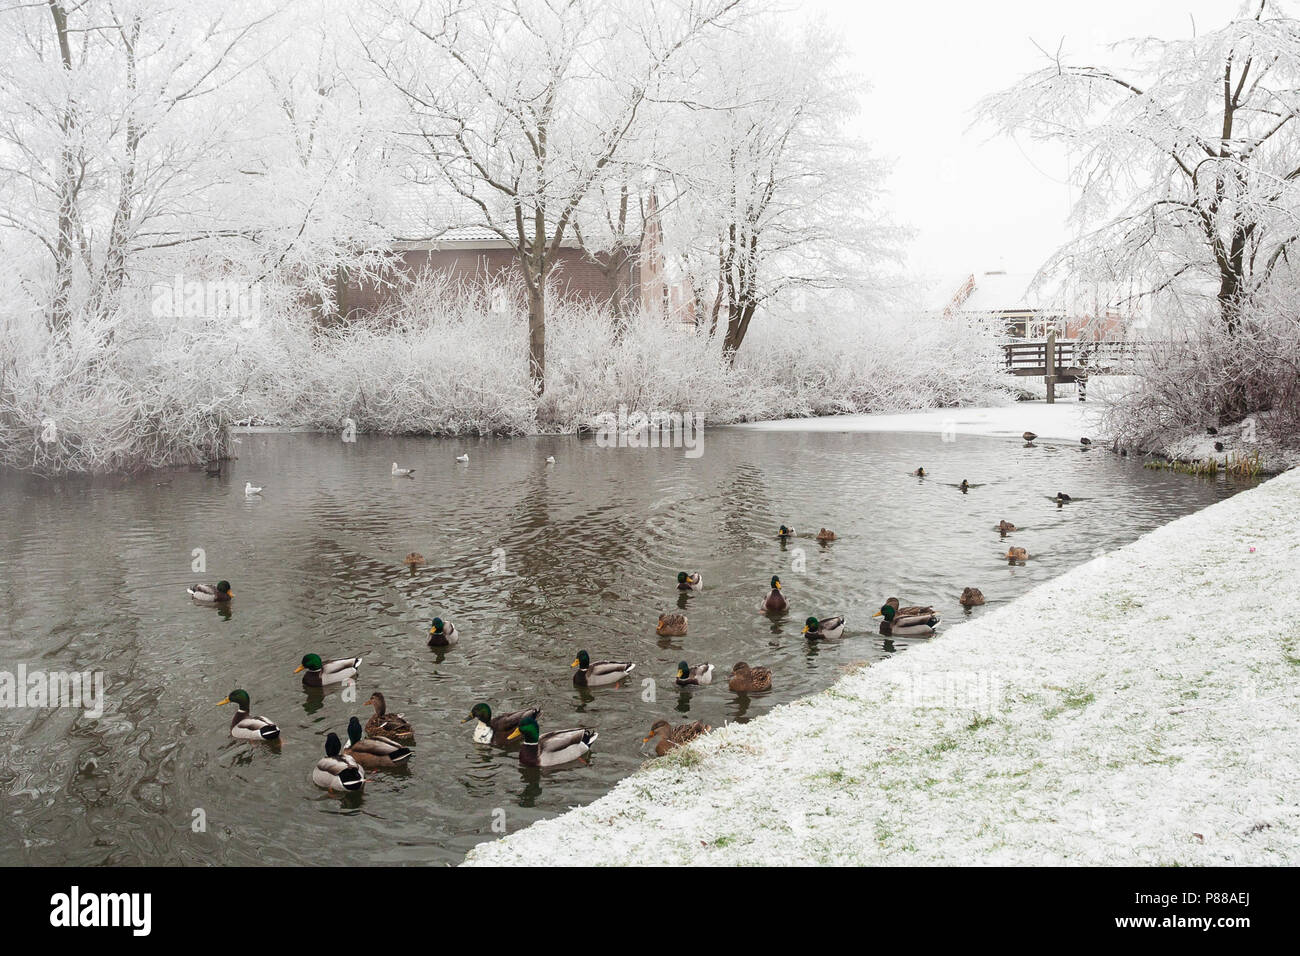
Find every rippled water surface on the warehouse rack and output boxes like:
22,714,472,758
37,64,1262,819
0,428,1255,865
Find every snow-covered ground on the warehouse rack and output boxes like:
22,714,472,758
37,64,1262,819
463,465,1300,866
733,399,1104,444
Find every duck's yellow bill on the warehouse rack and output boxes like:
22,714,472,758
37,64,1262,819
293,665,305,673
216,697,230,706
570,658,580,667
774,582,781,589
801,626,809,633
872,611,882,618
506,728,521,741
460,715,472,723
676,670,684,678
642,733,654,742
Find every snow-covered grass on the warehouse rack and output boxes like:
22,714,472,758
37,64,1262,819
463,466,1300,866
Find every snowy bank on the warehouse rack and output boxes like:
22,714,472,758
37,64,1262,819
463,467,1300,866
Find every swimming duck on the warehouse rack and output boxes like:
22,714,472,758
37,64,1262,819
912,467,926,477
507,716,598,767
1080,437,1092,446
402,552,426,569
344,716,412,769
997,520,1016,534
313,732,365,792
676,571,703,592
873,597,934,620
643,719,711,757
463,703,542,746
675,661,715,686
571,650,636,687
959,587,986,607
777,524,796,539
427,617,458,647
815,528,836,542
216,689,279,741
656,612,688,636
1054,491,1072,503
244,481,263,497
295,653,362,688
1006,546,1028,563
959,480,969,493
877,604,940,637
391,462,415,477
364,692,414,745
1023,431,1038,443
759,575,787,613
803,615,845,640
455,454,469,463
729,661,773,693
545,456,556,464
188,580,233,603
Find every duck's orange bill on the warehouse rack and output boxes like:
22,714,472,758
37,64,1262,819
506,728,521,741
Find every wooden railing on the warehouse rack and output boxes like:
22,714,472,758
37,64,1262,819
1002,339,1145,377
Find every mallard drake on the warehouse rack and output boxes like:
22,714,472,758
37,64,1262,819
815,528,836,542
1023,431,1038,443
571,650,635,687
313,732,365,792
507,716,597,767
759,575,787,613
295,653,362,688
391,462,415,477
402,552,425,568
188,580,233,603
877,604,940,637
216,689,279,741
463,703,542,746
874,597,934,619
803,615,845,639
777,524,796,539
997,520,1016,534
344,716,411,769
959,587,986,607
656,612,688,636
364,692,414,745
1006,546,1028,563
912,467,926,477
427,617,458,647
643,719,711,757
244,481,263,497
676,571,703,592
729,661,773,693
675,660,714,686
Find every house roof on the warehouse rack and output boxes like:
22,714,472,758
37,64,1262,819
932,271,1065,315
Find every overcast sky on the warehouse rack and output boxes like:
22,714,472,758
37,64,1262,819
821,0,1236,284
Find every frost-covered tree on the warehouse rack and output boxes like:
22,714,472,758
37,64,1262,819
980,0,1300,420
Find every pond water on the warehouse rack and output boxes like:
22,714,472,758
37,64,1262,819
0,428,1255,865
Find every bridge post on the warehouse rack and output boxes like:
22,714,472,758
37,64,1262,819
1045,329,1056,404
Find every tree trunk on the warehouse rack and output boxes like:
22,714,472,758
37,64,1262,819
527,285,546,394
49,0,78,333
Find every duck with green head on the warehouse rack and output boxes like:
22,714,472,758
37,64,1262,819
427,616,458,647
463,702,543,746
313,732,364,792
294,653,362,688
216,689,279,740
676,571,703,592
506,715,597,767
571,649,635,687
675,660,714,686
188,580,233,603
343,716,411,769
803,615,845,640
759,575,787,613
876,603,940,637
777,525,796,539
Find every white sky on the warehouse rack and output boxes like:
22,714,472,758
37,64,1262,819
820,0,1235,282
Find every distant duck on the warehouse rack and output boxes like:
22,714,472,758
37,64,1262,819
244,481,263,497
313,733,364,792
676,571,703,592
997,520,1017,534
815,528,836,542
507,716,598,767
1006,547,1028,563
463,703,542,747
188,580,233,603
877,604,940,637
803,615,845,639
777,524,796,539
728,661,773,693
391,462,415,477
656,612,688,636
675,660,715,686
1207,426,1218,436
1054,491,1072,503
1023,431,1038,444
364,692,414,745
959,587,986,607
1080,437,1092,446
759,575,787,613
571,650,635,687
874,597,934,620
1214,441,1225,452
545,456,556,464
217,690,279,741
344,717,412,769
912,467,927,477
959,479,969,493
427,617,458,647
455,454,469,463
295,653,362,688
643,719,711,756
402,552,425,569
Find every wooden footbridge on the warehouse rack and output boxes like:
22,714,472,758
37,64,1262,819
1001,332,1144,402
